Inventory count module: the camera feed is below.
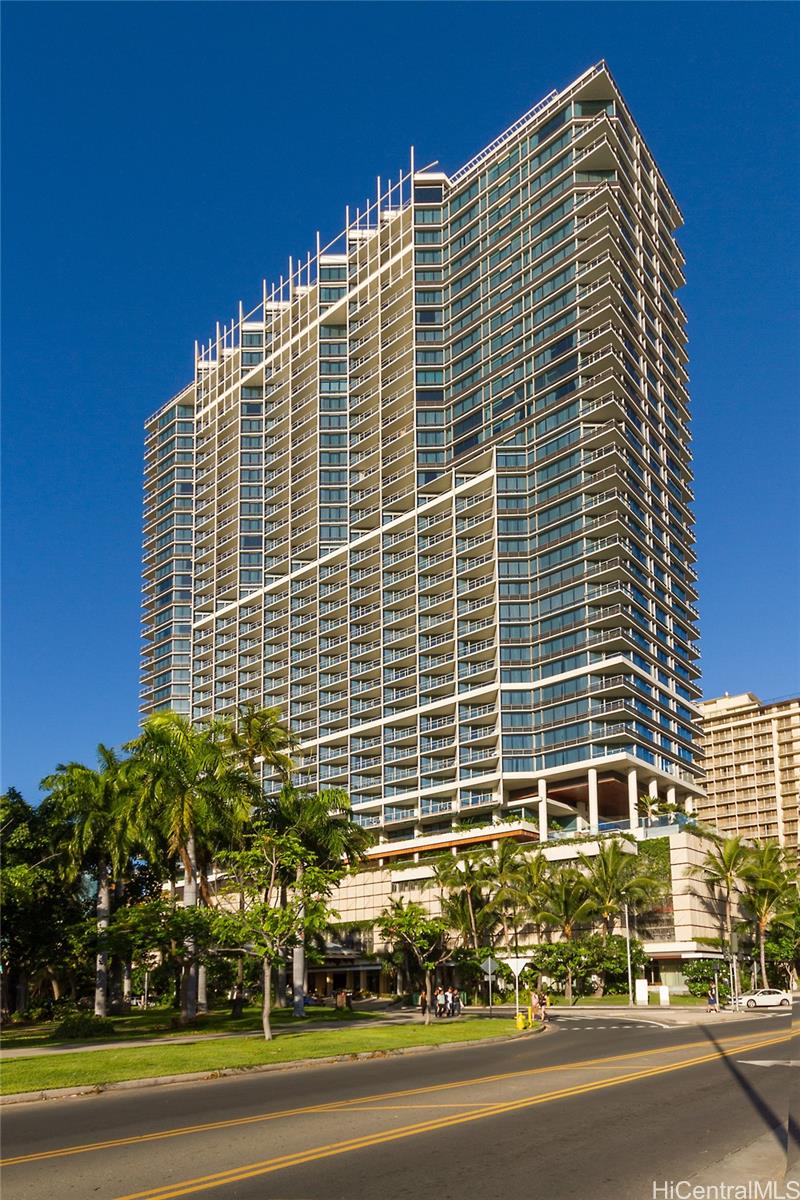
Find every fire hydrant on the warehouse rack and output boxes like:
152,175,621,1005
515,1012,527,1031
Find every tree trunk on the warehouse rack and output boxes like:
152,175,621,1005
565,966,573,1004
48,968,63,1001
292,864,305,1018
197,964,208,1013
122,960,132,1005
467,892,479,950
275,959,288,1007
500,912,510,951
262,958,273,1041
95,858,111,1017
424,970,433,1026
274,885,288,1006
14,971,28,1014
758,921,769,989
181,833,199,1023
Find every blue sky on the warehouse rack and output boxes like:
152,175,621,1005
2,2,798,801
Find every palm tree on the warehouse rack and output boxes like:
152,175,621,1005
637,793,661,827
739,842,793,988
579,840,661,937
432,852,488,951
126,711,258,1021
536,868,597,1002
41,746,133,1016
262,784,371,1016
689,835,751,956
516,851,549,944
224,703,297,783
482,841,524,950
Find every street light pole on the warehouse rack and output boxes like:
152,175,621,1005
624,902,634,1007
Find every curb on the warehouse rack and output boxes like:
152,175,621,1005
1,1026,544,1106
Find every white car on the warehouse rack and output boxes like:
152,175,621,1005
736,988,791,1008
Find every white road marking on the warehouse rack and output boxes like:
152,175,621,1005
737,1059,798,1067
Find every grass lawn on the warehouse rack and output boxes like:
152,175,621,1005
548,994,704,1007
1,1018,524,1095
549,995,634,1007
0,1004,378,1050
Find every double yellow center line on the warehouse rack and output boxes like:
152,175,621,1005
111,1029,790,1200
3,1027,787,1179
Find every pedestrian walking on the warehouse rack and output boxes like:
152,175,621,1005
445,987,453,1017
419,989,428,1018
539,990,549,1024
435,987,446,1018
706,986,719,1013
452,988,462,1017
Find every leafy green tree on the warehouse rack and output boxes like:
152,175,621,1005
126,712,259,1021
41,747,135,1016
764,896,799,988
0,788,91,1012
378,899,454,1024
214,826,339,1039
682,958,731,1002
525,935,646,1000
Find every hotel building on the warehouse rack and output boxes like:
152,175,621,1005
141,61,704,860
697,693,800,849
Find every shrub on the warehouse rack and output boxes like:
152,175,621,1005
682,958,730,1001
53,1013,116,1040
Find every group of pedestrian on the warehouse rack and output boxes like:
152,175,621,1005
420,986,462,1018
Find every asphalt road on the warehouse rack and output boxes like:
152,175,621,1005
2,1010,796,1200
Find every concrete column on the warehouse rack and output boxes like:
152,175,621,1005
627,767,639,829
538,778,548,842
667,785,677,809
684,795,695,816
648,778,659,799
588,767,599,831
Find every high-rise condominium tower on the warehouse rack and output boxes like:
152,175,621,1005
141,62,703,851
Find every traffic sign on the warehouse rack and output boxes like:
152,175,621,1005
505,957,530,978
480,956,500,975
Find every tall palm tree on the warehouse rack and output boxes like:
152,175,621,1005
516,851,550,944
263,784,371,1016
224,703,297,783
739,842,793,988
42,746,133,1016
481,841,524,950
432,852,488,951
689,835,751,954
126,712,258,1021
536,868,597,1002
579,840,661,937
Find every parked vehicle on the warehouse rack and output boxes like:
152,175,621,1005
736,988,791,1008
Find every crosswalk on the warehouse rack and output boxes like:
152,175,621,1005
552,1009,788,1031
553,1020,657,1030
